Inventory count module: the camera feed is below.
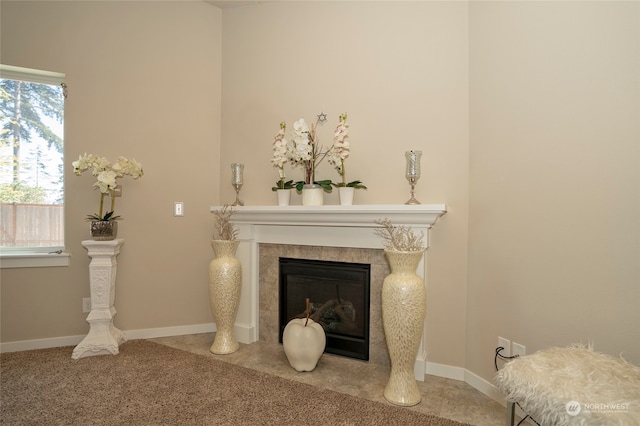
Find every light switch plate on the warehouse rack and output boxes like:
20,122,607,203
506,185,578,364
174,202,184,217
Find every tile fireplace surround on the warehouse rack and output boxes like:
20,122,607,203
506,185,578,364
209,204,447,380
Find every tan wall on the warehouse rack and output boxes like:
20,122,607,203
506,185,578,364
219,1,470,368
467,1,640,379
1,1,222,340
2,0,638,386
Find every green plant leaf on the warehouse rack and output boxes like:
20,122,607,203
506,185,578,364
272,179,296,191
296,180,335,192
347,180,367,190
86,210,121,221
331,180,367,189
316,180,333,191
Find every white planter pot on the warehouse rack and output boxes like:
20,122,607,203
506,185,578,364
338,187,355,205
276,189,291,206
301,184,324,206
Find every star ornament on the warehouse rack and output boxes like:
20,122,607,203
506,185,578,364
317,112,327,123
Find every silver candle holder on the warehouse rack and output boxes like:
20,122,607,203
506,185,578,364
404,150,422,205
231,163,244,206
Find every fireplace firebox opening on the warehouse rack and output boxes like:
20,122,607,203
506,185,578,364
278,257,371,361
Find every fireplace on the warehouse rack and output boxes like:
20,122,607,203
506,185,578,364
278,257,370,360
209,204,447,377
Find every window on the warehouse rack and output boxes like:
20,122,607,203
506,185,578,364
0,64,68,268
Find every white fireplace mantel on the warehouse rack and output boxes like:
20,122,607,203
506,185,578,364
208,204,446,378
214,204,447,250
226,204,447,228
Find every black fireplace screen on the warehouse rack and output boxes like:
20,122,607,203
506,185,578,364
279,257,370,361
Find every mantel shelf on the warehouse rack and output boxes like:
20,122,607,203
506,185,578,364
209,204,447,228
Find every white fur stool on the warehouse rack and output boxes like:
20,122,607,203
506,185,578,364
495,345,640,426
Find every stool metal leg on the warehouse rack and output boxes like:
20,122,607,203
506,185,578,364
506,401,516,426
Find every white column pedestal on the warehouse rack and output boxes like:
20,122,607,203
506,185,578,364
72,239,126,360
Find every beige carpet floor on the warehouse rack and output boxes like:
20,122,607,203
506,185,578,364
1,340,472,426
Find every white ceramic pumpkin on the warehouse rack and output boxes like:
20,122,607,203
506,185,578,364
282,318,326,372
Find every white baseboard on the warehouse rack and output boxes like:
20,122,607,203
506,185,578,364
123,323,216,340
0,323,217,353
463,368,507,406
426,361,466,381
424,361,507,409
234,322,256,344
0,334,86,353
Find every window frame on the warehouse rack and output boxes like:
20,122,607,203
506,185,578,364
0,64,68,268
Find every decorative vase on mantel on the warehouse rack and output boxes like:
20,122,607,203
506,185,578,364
90,220,118,241
381,249,426,406
208,239,242,355
301,184,324,206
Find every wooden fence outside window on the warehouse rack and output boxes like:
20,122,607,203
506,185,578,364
0,203,64,247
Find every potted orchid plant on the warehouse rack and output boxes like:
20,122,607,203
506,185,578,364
328,113,366,204
288,116,333,194
270,122,295,192
72,153,143,240
270,122,296,206
272,112,364,206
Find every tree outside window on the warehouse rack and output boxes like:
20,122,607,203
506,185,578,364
0,65,65,250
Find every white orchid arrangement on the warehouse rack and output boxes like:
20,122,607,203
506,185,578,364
271,113,363,192
270,122,296,191
72,153,143,221
328,113,366,190
288,116,333,191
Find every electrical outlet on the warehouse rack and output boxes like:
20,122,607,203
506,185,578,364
174,202,184,217
512,342,526,357
498,336,511,357
82,298,91,313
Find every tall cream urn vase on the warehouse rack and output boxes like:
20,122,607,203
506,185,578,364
208,240,242,355
381,249,426,406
